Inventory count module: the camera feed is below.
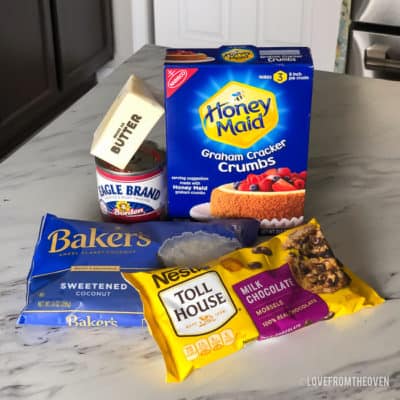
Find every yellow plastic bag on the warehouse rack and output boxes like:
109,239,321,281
124,263,260,382
124,219,384,382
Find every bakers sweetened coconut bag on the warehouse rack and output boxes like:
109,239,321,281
17,214,259,327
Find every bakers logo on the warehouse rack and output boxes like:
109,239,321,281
47,228,151,253
66,315,118,327
198,81,279,148
222,48,255,63
159,271,237,336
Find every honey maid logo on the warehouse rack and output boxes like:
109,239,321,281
199,81,279,148
221,48,255,63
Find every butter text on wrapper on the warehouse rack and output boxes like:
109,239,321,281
111,114,142,154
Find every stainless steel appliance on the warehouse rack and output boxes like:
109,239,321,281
346,0,400,79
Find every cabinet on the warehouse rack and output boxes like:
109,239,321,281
0,0,113,160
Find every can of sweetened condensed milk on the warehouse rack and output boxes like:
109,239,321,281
95,141,166,222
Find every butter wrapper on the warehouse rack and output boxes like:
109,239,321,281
91,75,164,170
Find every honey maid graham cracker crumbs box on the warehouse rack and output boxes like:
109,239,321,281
164,45,313,234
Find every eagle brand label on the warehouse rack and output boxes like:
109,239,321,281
95,143,166,222
96,166,165,222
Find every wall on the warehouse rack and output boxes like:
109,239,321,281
153,0,342,72
100,0,342,75
98,0,154,80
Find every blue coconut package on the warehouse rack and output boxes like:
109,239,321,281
17,214,259,327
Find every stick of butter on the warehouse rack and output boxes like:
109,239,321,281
90,75,164,170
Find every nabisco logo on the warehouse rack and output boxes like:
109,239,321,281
167,69,187,89
165,68,198,98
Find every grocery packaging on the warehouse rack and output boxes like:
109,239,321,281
95,140,166,222
126,219,383,382
17,214,259,327
164,45,313,233
90,75,165,222
91,74,164,170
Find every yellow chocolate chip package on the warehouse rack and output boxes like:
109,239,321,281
123,263,260,382
124,218,384,382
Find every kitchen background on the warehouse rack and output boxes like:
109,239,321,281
107,0,346,74
2,0,397,161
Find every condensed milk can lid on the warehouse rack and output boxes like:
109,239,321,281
95,140,165,176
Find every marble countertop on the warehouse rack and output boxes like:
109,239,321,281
1,45,400,399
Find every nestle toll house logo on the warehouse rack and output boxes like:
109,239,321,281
199,82,279,148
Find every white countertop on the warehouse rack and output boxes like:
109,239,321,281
1,45,400,399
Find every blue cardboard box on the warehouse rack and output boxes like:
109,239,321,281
164,45,314,233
